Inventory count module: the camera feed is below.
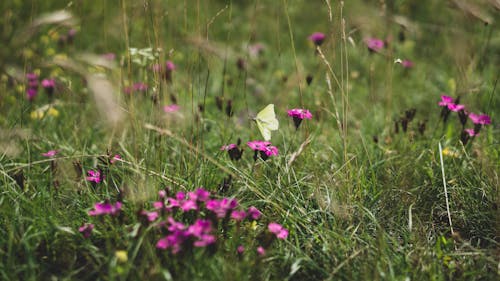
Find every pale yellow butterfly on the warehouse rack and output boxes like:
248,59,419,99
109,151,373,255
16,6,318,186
253,104,279,141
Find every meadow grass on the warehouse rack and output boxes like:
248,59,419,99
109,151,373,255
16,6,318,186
0,0,499,280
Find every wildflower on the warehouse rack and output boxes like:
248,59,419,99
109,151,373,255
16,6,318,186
26,88,38,101
231,210,247,221
221,143,243,161
102,53,116,60
133,82,148,92
447,103,465,112
115,250,128,263
78,223,94,238
86,170,103,183
438,95,454,107
257,246,266,256
110,154,121,164
365,38,384,52
237,245,245,254
163,104,180,113
287,108,313,129
308,32,326,46
188,187,211,202
247,206,262,220
88,201,122,216
401,59,414,68
248,43,265,58
442,147,460,158
247,140,278,160
206,198,238,218
268,222,289,240
469,113,491,125
141,210,159,222
188,219,216,247
464,128,478,137
42,150,58,157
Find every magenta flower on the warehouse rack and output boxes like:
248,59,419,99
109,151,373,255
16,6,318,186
102,53,116,60
42,150,58,157
26,88,38,101
221,144,237,151
206,198,238,218
88,201,122,216
163,104,180,113
41,79,56,89
248,43,265,58
221,143,243,161
110,154,121,164
469,113,491,125
308,32,326,46
365,38,384,52
447,103,465,112
247,206,262,220
287,109,313,119
187,188,211,202
26,73,39,81
231,210,247,221
464,128,478,137
401,60,414,68
78,223,94,238
268,222,289,240
247,140,278,160
141,210,159,222
257,246,266,256
166,61,176,71
288,108,313,129
438,95,454,107
133,82,148,92
237,245,245,254
86,170,103,183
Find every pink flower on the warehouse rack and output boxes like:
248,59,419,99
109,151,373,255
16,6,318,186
26,88,37,101
257,246,266,256
221,144,237,151
237,245,245,254
166,61,176,71
231,210,247,221
206,198,238,218
268,222,289,240
102,53,116,60
141,210,159,222
163,104,180,113
401,60,414,68
194,188,211,202
469,113,491,125
308,32,326,46
447,103,465,112
247,140,271,151
365,38,384,52
287,109,313,120
41,79,56,89
248,43,265,57
42,150,58,157
438,95,454,107
88,201,122,216
464,128,478,137
247,206,262,220
78,223,94,238
110,154,121,164
180,200,197,212
153,201,164,209
86,170,103,183
133,82,148,92
26,73,39,81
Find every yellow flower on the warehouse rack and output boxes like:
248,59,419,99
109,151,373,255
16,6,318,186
442,147,459,158
30,106,60,119
115,250,128,263
46,48,56,57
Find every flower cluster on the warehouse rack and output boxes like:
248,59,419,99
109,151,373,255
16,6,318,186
88,201,122,216
438,95,492,145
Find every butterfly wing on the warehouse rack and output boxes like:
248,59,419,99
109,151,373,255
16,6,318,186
256,120,272,141
256,104,279,140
